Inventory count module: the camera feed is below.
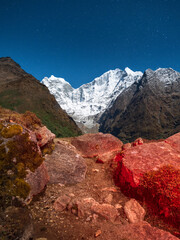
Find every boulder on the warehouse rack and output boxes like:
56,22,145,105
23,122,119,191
91,202,119,222
25,163,49,202
35,126,55,147
124,198,146,223
114,133,180,227
44,140,87,184
115,137,180,188
54,195,71,212
71,133,123,161
0,121,51,205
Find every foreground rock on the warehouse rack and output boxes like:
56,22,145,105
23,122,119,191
44,140,87,184
124,198,146,223
35,126,55,148
89,221,180,240
53,194,179,239
25,163,49,202
0,109,57,205
54,195,119,222
0,206,33,240
114,132,180,227
71,133,123,162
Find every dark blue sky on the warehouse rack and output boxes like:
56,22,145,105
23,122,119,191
0,0,180,88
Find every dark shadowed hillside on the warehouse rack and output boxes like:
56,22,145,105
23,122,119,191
99,68,180,142
0,57,81,137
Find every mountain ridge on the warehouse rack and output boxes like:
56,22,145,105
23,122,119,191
42,68,143,129
0,57,81,137
99,67,180,142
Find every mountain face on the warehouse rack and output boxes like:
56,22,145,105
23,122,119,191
0,57,81,137
99,68,180,142
42,68,143,129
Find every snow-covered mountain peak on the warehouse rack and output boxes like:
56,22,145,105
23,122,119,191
42,68,143,128
43,75,72,87
124,67,143,77
146,68,180,84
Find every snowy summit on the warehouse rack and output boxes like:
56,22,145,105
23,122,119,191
42,68,143,128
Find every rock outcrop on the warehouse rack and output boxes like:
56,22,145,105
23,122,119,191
98,221,180,240
114,132,180,227
71,133,123,162
0,108,55,205
44,140,87,185
25,163,49,202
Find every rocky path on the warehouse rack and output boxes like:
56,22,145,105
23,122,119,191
28,138,179,240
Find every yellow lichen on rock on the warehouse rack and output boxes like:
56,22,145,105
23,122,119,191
1,124,23,138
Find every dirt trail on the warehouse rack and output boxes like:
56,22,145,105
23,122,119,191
29,139,179,240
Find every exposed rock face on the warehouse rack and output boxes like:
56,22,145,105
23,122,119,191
114,132,180,227
44,140,87,184
99,68,180,142
26,163,49,201
0,57,81,137
102,221,180,240
71,133,123,161
35,126,55,148
124,198,146,223
0,108,57,204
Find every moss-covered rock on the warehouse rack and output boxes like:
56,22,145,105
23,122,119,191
0,122,44,208
1,124,23,138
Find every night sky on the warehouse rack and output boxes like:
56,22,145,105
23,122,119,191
0,0,180,88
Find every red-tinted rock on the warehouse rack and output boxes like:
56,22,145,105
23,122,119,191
91,202,119,222
35,126,55,147
122,143,131,150
95,221,180,240
67,197,119,222
165,132,180,152
54,195,71,212
26,163,49,202
124,198,146,223
117,140,180,188
71,133,123,161
44,140,87,185
114,133,180,227
132,137,144,147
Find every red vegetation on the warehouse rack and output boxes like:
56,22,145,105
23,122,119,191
139,165,180,227
114,149,180,228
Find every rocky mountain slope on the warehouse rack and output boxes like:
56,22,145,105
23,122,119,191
42,68,143,129
99,68,180,142
0,57,81,137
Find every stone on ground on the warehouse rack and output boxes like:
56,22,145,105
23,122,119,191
44,140,87,184
71,133,123,161
124,198,146,223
